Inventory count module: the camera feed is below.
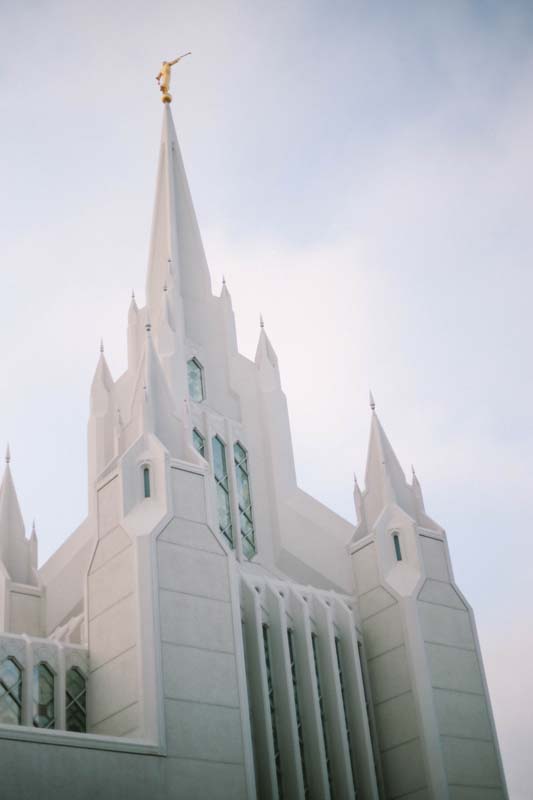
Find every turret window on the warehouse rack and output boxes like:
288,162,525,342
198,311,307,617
212,436,233,546
66,667,87,733
234,443,256,559
393,532,402,561
143,466,151,498
33,662,55,729
187,357,205,403
193,428,206,458
0,657,23,725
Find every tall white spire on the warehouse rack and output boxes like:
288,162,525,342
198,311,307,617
146,105,212,326
0,450,38,585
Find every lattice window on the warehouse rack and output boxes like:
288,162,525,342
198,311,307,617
212,436,233,546
335,636,356,792
262,624,283,799
33,662,55,729
0,657,23,725
66,667,87,733
287,629,309,798
187,357,205,403
234,442,256,559
311,634,333,795
193,428,206,458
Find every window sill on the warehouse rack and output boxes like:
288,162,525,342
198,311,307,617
0,723,165,756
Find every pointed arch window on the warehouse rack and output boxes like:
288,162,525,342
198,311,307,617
143,466,151,498
0,657,23,725
187,357,205,403
193,428,206,458
212,436,233,546
234,442,256,559
66,668,87,733
393,532,402,562
33,662,55,729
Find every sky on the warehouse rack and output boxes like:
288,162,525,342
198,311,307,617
1,0,532,795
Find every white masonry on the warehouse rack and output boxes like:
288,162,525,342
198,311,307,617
0,103,508,800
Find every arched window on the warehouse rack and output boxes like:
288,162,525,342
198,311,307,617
0,657,23,725
234,442,256,558
193,428,206,458
66,667,87,733
143,466,151,498
187,357,205,403
393,532,402,562
212,436,233,546
33,662,55,729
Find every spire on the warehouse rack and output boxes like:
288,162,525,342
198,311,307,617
369,390,376,412
0,454,37,585
362,405,415,530
5,444,10,465
411,464,425,513
90,345,114,416
255,320,279,371
146,104,212,325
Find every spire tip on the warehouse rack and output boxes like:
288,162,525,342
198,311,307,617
369,390,376,412
259,313,265,329
5,444,10,465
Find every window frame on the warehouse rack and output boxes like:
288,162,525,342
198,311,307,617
187,357,205,403
65,667,87,733
393,531,402,561
32,661,56,730
212,435,234,547
192,427,206,459
233,441,256,559
0,656,23,726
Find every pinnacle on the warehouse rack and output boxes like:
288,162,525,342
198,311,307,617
5,443,10,465
100,339,104,354
369,390,376,412
259,313,265,329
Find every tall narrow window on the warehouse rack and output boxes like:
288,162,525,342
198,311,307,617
143,466,151,498
66,668,87,733
263,624,283,799
311,634,333,796
212,436,233,546
287,629,309,798
187,357,205,402
335,637,356,791
193,428,206,458
0,657,23,725
393,532,402,561
33,662,55,729
234,443,256,559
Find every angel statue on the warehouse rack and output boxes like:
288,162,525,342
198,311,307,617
156,53,191,103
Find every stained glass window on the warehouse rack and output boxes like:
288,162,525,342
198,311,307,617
234,443,256,559
66,668,87,733
33,662,55,729
0,657,22,725
193,428,206,458
143,466,151,498
187,358,205,403
212,436,233,546
393,533,402,561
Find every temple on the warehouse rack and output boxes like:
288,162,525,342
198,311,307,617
0,102,508,800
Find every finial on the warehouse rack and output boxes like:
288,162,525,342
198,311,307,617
145,311,152,334
31,519,37,537
163,280,168,293
100,339,104,354
5,444,10,465
156,53,191,103
131,289,135,300
353,472,358,486
259,313,265,329
411,464,416,478
222,275,226,286
369,390,376,411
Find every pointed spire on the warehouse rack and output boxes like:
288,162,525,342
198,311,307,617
411,464,425,512
146,104,212,323
255,324,279,372
369,390,376,412
0,457,36,585
100,338,104,354
260,313,265,329
362,405,415,530
5,443,10,465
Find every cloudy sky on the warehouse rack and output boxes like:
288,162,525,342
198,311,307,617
1,1,532,794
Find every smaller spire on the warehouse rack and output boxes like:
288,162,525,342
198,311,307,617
31,519,37,538
222,275,226,287
369,390,376,412
260,313,265,329
5,444,10,465
131,289,135,301
100,339,104,354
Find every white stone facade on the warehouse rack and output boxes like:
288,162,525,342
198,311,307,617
0,104,508,800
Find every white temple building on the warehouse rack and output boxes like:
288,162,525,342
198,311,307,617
0,100,508,800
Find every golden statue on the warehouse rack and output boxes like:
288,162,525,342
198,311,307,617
156,53,191,103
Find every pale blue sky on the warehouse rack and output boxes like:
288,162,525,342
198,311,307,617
1,1,532,795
